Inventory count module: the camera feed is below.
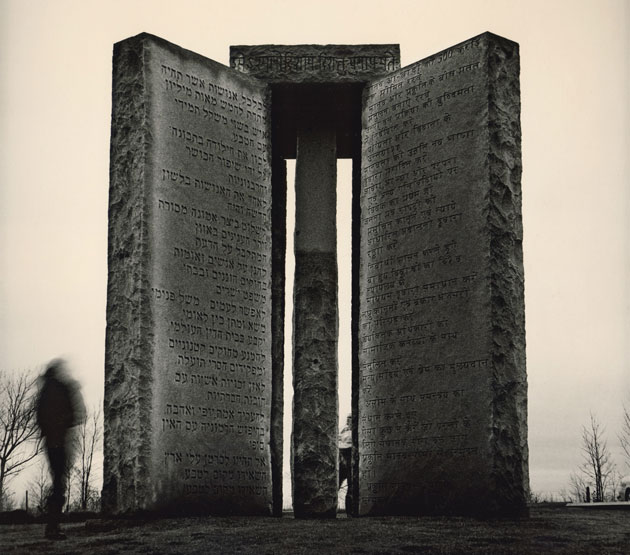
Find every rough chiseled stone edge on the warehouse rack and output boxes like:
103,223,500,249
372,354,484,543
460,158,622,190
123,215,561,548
229,44,400,83
354,32,527,518
105,33,276,516
271,156,287,516
349,154,362,517
103,35,154,514
485,33,529,516
292,252,339,518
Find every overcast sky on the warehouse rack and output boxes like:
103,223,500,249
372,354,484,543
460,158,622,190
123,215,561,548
1,0,628,501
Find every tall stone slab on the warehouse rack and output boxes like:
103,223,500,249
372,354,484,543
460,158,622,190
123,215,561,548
104,34,273,515
292,116,338,518
358,33,527,516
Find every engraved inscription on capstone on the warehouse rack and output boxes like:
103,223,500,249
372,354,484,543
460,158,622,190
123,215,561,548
146,38,273,513
230,45,400,83
359,35,497,514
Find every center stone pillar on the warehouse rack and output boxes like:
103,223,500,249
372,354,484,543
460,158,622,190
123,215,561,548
292,114,338,518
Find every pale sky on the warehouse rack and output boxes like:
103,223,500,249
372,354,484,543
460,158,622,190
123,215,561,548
1,0,629,502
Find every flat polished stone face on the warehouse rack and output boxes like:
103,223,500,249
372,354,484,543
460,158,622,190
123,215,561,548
230,44,400,83
105,33,273,515
358,32,528,516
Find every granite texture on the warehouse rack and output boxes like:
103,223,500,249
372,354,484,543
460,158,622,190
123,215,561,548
294,118,338,252
292,252,339,519
291,119,339,518
486,35,528,514
271,156,287,516
105,33,274,515
358,32,527,516
103,35,153,514
230,44,400,84
349,153,362,517
106,31,526,519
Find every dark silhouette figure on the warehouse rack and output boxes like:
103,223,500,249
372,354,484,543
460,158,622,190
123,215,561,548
338,414,352,513
36,359,85,540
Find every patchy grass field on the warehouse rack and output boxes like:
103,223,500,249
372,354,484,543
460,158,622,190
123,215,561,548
0,506,628,554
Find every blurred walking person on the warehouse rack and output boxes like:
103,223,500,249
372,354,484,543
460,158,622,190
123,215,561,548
36,358,85,540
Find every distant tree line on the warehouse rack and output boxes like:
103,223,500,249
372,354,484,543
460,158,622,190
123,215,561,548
566,406,630,503
0,368,102,513
4,367,629,511
0,369,40,511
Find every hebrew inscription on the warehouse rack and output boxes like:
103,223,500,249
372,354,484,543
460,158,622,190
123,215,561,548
230,45,400,83
105,34,273,514
106,31,525,518
358,33,526,515
153,40,272,514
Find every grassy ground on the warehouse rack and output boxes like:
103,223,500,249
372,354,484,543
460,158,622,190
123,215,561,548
0,506,628,554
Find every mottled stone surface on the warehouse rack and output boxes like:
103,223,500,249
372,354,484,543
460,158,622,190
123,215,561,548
486,35,528,512
230,45,400,83
103,35,153,514
271,156,287,516
292,253,339,518
106,31,526,519
292,120,339,518
105,33,274,515
349,153,362,517
358,32,527,516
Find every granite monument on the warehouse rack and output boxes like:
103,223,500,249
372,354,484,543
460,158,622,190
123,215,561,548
104,32,527,518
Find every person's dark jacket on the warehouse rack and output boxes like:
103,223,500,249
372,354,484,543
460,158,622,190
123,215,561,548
36,373,84,446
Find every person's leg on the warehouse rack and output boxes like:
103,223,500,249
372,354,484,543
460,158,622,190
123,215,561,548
339,448,352,513
45,445,67,539
338,449,349,488
345,449,352,513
